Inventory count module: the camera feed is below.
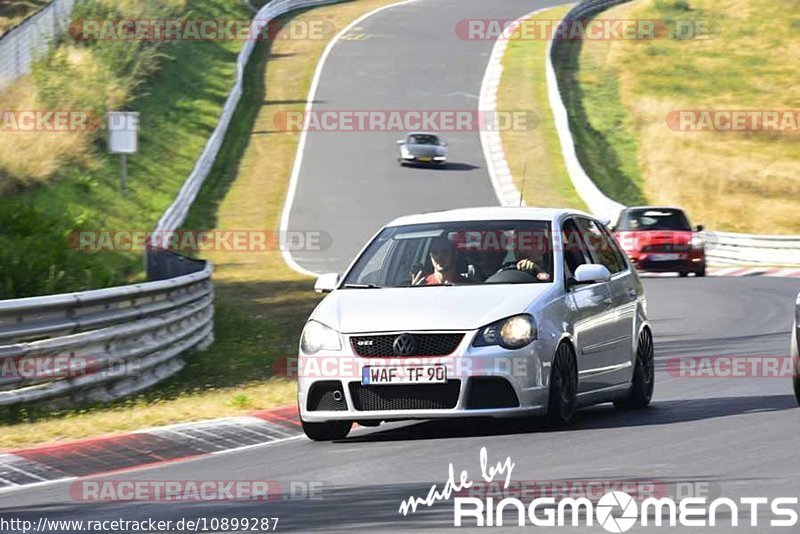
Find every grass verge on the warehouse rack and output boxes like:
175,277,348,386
0,0,400,450
569,0,800,233
0,0,49,36
498,6,586,210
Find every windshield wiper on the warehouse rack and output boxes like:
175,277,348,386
341,283,383,289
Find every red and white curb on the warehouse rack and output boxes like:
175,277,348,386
640,267,800,278
479,9,547,207
0,405,301,493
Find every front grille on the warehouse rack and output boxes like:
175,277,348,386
350,333,464,357
466,377,520,409
307,381,347,411
348,380,461,411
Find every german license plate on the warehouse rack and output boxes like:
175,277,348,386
362,365,446,385
650,253,681,261
417,157,432,162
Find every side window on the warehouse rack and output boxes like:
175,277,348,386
599,225,629,273
561,219,590,280
575,218,625,274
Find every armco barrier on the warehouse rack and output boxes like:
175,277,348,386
0,0,75,90
547,0,800,266
0,0,349,407
0,253,213,406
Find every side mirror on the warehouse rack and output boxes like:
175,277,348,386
695,224,704,232
573,264,611,285
314,273,339,293
441,142,448,147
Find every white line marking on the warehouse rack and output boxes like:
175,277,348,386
279,0,416,276
479,8,548,207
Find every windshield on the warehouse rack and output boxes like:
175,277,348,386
343,220,554,288
407,134,440,145
617,209,691,232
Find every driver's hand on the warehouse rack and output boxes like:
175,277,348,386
517,259,540,273
411,271,426,286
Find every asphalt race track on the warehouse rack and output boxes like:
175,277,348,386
285,0,571,274
3,0,799,532
2,277,799,532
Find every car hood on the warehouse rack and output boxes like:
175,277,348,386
311,284,554,334
617,230,693,248
405,144,446,157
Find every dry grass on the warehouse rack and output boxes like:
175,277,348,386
0,77,96,190
0,0,49,36
0,380,295,450
587,0,800,233
0,0,400,450
498,6,586,210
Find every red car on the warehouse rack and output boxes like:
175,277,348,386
613,207,706,277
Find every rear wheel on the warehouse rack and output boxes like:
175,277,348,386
615,328,655,409
546,343,578,425
301,420,352,441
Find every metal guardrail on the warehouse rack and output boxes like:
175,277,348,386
0,0,351,407
0,0,75,90
548,0,800,266
0,253,213,406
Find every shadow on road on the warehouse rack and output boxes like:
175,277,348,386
343,394,798,443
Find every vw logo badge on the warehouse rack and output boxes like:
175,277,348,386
392,333,418,356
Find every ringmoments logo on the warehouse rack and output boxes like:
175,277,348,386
397,448,800,530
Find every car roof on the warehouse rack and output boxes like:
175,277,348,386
406,132,439,137
622,206,686,213
386,206,593,227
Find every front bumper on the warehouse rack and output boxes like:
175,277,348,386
400,155,446,165
629,251,705,273
297,334,551,423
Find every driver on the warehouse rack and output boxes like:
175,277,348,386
412,236,470,286
514,230,551,281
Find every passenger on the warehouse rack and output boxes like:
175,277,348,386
412,236,470,286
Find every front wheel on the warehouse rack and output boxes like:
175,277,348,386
301,420,352,441
546,343,578,426
614,329,655,409
794,377,800,406
695,263,707,277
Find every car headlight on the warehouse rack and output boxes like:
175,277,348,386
434,156,446,161
690,236,704,250
300,320,341,354
473,314,536,349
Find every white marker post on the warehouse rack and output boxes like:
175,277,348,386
108,112,139,193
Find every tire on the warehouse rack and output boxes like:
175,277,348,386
679,272,689,278
794,376,800,406
546,343,578,425
695,263,707,277
301,420,352,441
615,329,655,409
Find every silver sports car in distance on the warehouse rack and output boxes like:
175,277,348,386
297,207,654,441
397,132,448,166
